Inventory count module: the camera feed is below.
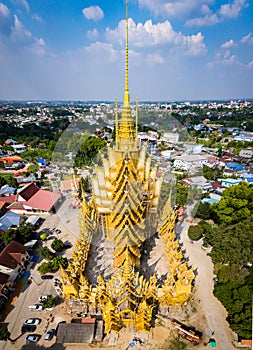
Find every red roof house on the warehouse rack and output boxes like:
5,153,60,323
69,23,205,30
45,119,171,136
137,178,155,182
6,182,61,214
0,241,29,282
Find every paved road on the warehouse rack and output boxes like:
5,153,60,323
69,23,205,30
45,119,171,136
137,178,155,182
0,195,79,350
0,197,237,350
178,205,236,350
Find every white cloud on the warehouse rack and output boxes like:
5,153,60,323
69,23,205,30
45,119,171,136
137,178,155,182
87,28,99,40
11,14,32,42
106,18,207,56
82,5,104,21
241,32,253,45
32,14,43,23
208,50,241,69
30,37,46,56
186,0,248,27
247,60,253,68
219,0,248,19
14,0,30,12
0,2,10,17
84,42,117,62
186,13,219,27
146,53,164,67
138,0,214,18
200,4,212,15
221,39,237,49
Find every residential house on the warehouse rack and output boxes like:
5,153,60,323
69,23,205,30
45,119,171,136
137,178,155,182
137,132,157,153
173,154,209,171
162,132,179,144
0,185,16,197
223,162,245,177
0,271,12,303
0,156,24,170
15,173,37,185
219,178,242,188
202,193,221,204
241,173,253,183
11,144,27,154
239,148,253,159
7,182,61,214
180,176,213,192
0,241,30,284
0,211,21,234
234,132,253,142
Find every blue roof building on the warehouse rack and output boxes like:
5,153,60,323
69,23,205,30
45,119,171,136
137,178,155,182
0,211,21,232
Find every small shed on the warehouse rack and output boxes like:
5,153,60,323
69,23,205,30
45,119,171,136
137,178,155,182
56,321,95,344
25,215,40,226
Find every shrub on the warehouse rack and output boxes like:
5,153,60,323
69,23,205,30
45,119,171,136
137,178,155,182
188,224,204,241
51,238,64,252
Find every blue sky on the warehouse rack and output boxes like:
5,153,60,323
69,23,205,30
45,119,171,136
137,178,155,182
0,0,252,101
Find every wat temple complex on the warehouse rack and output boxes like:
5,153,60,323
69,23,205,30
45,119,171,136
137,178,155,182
61,0,194,335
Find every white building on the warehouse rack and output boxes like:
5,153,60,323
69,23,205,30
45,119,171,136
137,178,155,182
162,132,179,144
239,148,253,159
173,154,209,171
11,144,27,154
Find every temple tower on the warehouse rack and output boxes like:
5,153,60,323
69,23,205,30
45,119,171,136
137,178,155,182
61,0,194,334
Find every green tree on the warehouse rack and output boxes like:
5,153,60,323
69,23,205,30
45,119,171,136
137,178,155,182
198,220,213,236
211,182,253,224
0,174,17,188
81,175,91,193
1,229,17,246
188,224,204,241
51,256,68,271
39,247,54,260
38,262,51,274
176,183,188,206
42,295,55,309
214,268,253,339
206,218,253,265
74,136,107,167
26,164,39,174
51,238,65,252
0,325,10,340
17,222,34,243
203,165,222,180
192,201,212,219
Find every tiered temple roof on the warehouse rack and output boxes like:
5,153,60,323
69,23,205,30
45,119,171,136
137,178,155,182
61,0,194,334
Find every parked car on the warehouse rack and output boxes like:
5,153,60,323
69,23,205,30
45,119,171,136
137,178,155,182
53,278,61,286
29,304,43,311
24,318,41,326
55,229,61,234
21,325,36,333
45,329,55,341
64,241,72,249
25,334,40,343
38,295,48,302
41,275,53,280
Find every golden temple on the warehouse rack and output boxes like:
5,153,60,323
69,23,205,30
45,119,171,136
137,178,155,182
61,0,194,334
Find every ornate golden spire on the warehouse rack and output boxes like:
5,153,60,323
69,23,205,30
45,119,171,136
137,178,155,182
117,0,136,150
124,0,129,103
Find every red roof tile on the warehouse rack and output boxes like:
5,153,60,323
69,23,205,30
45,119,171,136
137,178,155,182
18,183,40,201
0,195,17,203
25,190,61,212
0,241,27,269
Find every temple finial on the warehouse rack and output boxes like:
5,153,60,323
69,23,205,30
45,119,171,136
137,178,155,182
124,0,129,104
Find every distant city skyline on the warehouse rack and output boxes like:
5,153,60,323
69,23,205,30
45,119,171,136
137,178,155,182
0,0,253,101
